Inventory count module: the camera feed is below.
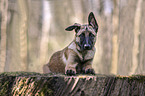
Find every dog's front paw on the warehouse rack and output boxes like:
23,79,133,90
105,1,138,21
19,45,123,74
66,70,76,76
84,69,95,75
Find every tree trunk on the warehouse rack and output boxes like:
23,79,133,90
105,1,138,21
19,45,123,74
17,0,28,71
0,72,144,96
0,0,8,72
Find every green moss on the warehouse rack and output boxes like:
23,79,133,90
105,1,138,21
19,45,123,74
39,86,54,96
0,81,9,95
0,72,41,77
116,75,145,83
128,75,145,83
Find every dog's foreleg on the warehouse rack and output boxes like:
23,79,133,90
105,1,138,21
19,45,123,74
65,63,77,75
65,52,78,75
82,60,95,74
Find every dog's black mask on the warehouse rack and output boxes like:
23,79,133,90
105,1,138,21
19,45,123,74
79,29,95,50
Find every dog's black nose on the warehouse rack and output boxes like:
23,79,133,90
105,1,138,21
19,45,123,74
84,44,91,50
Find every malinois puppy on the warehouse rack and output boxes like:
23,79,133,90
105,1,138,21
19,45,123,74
43,12,99,75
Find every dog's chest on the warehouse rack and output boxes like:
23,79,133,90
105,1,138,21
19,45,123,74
78,50,95,61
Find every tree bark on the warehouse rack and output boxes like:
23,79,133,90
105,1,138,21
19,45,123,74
0,0,8,72
0,72,145,96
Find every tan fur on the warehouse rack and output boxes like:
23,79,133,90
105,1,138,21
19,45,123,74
43,41,95,74
47,49,66,73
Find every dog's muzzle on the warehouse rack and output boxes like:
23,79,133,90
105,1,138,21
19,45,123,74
84,44,91,50
83,36,92,50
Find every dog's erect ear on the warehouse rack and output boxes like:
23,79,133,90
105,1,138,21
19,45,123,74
88,12,98,33
65,23,81,33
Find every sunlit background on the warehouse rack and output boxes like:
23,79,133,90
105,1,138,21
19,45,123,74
0,0,145,75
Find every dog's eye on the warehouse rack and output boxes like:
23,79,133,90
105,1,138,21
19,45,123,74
89,33,94,37
79,33,85,37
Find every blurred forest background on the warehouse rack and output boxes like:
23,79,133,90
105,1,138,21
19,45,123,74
0,0,145,75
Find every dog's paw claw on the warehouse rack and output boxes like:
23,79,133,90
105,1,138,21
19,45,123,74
85,69,95,74
66,70,76,76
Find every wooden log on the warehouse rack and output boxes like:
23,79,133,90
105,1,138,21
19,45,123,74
0,72,145,96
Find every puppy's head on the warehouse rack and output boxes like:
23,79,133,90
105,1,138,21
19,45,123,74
65,12,99,51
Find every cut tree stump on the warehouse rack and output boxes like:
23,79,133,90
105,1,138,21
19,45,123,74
0,72,145,96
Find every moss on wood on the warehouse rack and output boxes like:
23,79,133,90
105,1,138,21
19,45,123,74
0,72,145,96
